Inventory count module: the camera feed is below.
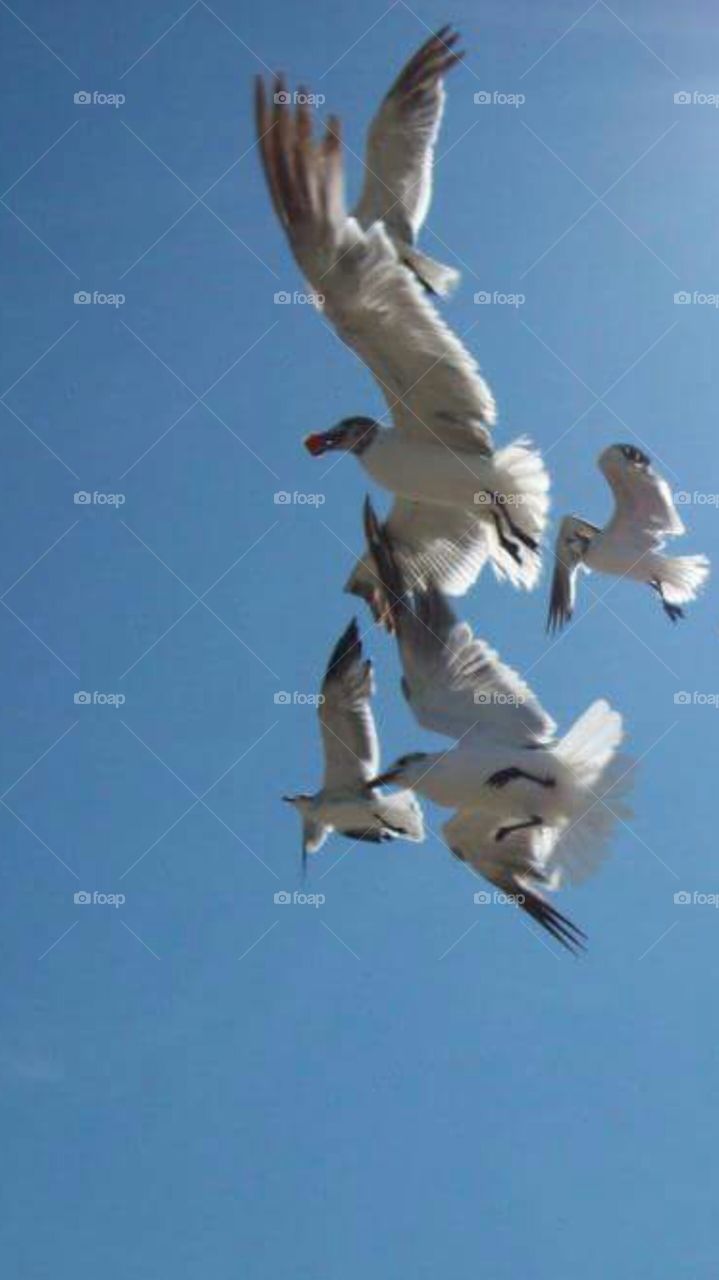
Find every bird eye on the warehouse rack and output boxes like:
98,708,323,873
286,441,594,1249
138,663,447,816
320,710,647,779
621,444,650,467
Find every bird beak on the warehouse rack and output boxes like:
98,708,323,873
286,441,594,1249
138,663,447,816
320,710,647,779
304,430,340,456
281,795,293,803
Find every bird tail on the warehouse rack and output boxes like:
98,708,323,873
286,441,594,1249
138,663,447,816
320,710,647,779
657,553,710,605
486,437,550,588
547,700,631,883
547,753,635,888
401,246,460,297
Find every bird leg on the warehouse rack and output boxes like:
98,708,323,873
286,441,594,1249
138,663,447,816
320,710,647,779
650,580,684,623
490,510,522,565
491,493,539,553
487,766,556,790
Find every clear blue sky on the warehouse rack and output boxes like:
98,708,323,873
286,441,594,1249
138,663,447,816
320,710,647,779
1,1,718,1276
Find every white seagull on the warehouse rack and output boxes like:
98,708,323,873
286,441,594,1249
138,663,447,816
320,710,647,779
282,618,424,869
363,499,632,947
255,76,549,625
548,443,709,633
351,25,464,297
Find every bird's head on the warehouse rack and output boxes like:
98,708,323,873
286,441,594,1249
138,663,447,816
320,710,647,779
369,752,431,790
304,416,379,457
599,442,652,478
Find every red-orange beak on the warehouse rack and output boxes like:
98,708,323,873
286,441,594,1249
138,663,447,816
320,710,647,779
304,428,345,456
304,433,327,456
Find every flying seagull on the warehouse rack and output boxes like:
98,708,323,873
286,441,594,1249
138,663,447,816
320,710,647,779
255,76,549,624
352,26,464,297
362,498,632,947
282,618,424,869
547,443,709,633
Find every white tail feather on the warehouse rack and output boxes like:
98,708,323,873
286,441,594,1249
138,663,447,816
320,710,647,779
658,553,710,605
547,753,636,888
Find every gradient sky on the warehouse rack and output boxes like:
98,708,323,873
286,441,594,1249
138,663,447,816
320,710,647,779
2,1,719,1276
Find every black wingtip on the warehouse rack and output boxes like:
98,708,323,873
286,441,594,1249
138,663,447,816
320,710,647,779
326,617,361,678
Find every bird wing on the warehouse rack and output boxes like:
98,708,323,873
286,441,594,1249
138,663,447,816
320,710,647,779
255,77,496,448
353,27,462,243
345,498,491,623
546,514,599,633
365,499,556,744
600,451,685,542
442,808,586,953
319,618,380,788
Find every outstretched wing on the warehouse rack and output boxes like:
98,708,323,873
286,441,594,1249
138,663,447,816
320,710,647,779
365,499,556,744
254,77,496,447
319,619,379,788
345,498,491,623
546,515,599,634
353,28,462,259
442,808,586,954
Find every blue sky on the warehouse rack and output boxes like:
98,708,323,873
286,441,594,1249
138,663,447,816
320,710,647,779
1,0,718,1275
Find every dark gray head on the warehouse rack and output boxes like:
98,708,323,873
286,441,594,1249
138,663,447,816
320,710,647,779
304,417,379,457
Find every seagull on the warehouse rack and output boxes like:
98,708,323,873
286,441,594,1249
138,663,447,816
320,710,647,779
351,26,464,297
362,498,632,946
255,75,550,625
548,443,710,632
282,618,424,869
